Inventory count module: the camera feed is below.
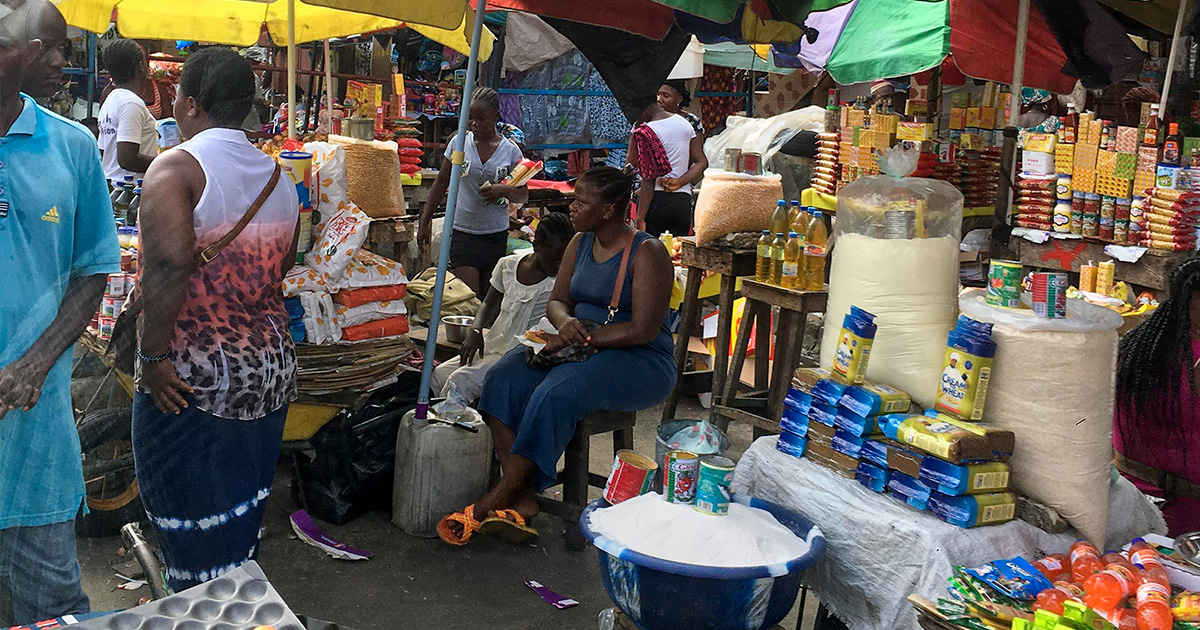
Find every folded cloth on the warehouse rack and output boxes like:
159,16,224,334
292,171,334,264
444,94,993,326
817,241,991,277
333,285,407,309
630,123,671,180
341,315,410,341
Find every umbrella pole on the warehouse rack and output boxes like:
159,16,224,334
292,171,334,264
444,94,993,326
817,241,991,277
287,0,297,139
416,0,488,421
325,40,335,131
1159,0,1190,116
992,0,1030,257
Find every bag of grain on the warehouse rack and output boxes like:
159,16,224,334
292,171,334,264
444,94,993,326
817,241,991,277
330,134,406,218
820,147,963,406
303,141,348,217
959,289,1122,544
692,170,783,245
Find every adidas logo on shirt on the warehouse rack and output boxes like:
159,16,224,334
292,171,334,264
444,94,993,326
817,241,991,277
41,206,59,223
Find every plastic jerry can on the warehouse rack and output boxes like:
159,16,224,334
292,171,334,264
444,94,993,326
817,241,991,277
392,408,493,537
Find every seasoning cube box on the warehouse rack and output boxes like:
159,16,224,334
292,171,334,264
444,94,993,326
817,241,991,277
1095,150,1117,176
1114,152,1137,180
1054,144,1074,172
1138,146,1158,170
1088,120,1104,146
979,106,997,130
965,107,981,128
1074,144,1098,171
1134,170,1157,195
874,113,899,134
897,122,933,141
1096,173,1132,198
1115,126,1139,153
847,109,866,127
1072,169,1096,193
949,108,966,130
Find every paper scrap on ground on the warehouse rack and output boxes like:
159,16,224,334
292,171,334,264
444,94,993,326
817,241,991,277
588,492,810,568
290,510,371,560
1103,244,1148,263
525,580,578,609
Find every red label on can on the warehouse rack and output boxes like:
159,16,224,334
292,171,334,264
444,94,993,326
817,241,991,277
603,451,656,505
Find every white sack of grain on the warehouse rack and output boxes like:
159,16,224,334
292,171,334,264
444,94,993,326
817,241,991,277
331,134,406,218
692,170,783,245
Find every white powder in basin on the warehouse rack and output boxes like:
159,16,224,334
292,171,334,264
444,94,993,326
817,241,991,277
587,493,810,568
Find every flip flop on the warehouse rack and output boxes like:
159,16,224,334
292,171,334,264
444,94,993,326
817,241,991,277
437,504,481,546
478,509,539,544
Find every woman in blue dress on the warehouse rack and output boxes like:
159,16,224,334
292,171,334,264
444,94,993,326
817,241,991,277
438,166,677,545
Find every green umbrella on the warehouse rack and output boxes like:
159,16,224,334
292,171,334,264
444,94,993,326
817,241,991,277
823,0,949,86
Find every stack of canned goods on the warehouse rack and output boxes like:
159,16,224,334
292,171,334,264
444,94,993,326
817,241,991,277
1030,272,1068,318
661,450,736,516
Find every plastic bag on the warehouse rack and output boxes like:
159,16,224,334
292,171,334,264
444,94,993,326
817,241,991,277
692,171,783,244
299,290,342,344
303,141,348,217
305,201,371,283
331,249,409,291
957,289,1118,544
820,151,964,406
334,299,407,328
664,420,725,455
702,106,826,169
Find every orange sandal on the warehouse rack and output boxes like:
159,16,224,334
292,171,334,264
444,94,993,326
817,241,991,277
437,504,481,546
478,509,539,544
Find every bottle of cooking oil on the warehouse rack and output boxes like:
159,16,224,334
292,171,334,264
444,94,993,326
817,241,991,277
770,200,790,236
770,232,786,285
788,199,801,229
755,230,772,282
791,205,813,235
781,231,802,289
803,211,828,290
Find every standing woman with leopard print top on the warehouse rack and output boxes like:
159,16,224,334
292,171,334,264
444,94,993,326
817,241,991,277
131,48,299,592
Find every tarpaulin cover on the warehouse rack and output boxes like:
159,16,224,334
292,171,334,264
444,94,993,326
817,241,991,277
487,0,676,38
546,17,691,123
949,0,1077,93
1031,0,1146,89
824,0,949,86
651,0,852,28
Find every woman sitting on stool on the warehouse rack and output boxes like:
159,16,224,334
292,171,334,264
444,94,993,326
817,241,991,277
438,166,677,545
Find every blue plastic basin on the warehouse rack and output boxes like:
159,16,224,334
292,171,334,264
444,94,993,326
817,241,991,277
580,494,826,630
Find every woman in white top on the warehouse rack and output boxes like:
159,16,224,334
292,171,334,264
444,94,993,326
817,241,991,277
628,101,708,238
431,213,575,402
97,39,157,184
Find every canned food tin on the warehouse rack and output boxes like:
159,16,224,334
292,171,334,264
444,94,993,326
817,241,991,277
1056,175,1072,200
986,260,1023,308
106,273,129,297
883,209,916,239
1115,197,1132,221
1114,219,1129,244
603,450,657,505
741,152,763,175
97,316,116,340
100,295,125,318
1100,196,1116,221
1070,197,1085,235
120,250,134,272
695,455,735,516
662,450,700,504
1031,272,1068,319
723,148,742,173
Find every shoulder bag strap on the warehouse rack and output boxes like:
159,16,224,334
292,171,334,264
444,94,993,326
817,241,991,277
606,231,637,324
195,164,282,266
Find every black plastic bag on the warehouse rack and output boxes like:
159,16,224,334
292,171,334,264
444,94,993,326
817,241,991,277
290,374,419,524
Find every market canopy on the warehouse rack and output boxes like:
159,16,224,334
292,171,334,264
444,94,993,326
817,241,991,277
54,0,495,58
779,0,1144,92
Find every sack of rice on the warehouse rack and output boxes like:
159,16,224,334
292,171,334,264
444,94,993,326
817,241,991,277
331,134,406,218
692,170,783,245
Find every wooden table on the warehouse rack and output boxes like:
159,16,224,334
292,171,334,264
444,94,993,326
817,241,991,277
405,324,463,363
1012,237,1186,292
715,280,828,436
660,237,757,424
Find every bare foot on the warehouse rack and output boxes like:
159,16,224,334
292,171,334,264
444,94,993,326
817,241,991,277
511,488,540,522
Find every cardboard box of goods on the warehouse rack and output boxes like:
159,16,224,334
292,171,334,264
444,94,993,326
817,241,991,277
1088,120,1104,146
979,106,997,130
1115,127,1139,153
1024,133,1056,153
1138,145,1158,169
807,440,859,479
848,109,866,127
1021,151,1054,175
1114,152,1137,180
1096,174,1133,198
965,107,981,128
1072,169,1096,193
1078,112,1094,144
872,130,893,150
1055,144,1075,172
949,108,966,130
858,146,874,162
897,122,933,141
1134,170,1157,195
840,126,854,142
961,133,987,151
874,113,899,134
846,147,860,168
1074,144,1098,171
1096,150,1117,176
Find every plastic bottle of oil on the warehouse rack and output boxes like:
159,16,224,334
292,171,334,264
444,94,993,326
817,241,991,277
770,200,790,236
803,211,828,290
781,231,803,289
788,199,801,229
770,232,786,285
791,205,813,235
755,230,772,282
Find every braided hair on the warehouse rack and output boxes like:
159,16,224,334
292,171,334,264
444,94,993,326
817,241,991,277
1115,255,1200,461
471,86,501,114
535,211,575,246
178,47,256,127
103,39,145,84
580,165,634,218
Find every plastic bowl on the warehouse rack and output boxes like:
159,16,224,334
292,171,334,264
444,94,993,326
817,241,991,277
580,494,825,630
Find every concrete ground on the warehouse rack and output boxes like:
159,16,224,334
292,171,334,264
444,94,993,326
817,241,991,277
75,398,816,630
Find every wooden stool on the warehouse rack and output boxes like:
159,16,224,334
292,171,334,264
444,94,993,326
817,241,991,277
715,280,828,436
537,410,636,551
661,237,758,424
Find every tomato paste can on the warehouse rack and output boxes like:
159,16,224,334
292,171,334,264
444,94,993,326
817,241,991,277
986,260,1023,308
603,450,657,505
741,152,763,175
723,148,742,172
1030,272,1068,319
100,295,125,318
662,450,700,504
694,455,735,516
105,273,128,297
97,316,116,340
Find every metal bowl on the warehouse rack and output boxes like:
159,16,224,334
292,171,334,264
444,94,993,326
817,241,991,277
1174,531,1200,570
441,315,475,344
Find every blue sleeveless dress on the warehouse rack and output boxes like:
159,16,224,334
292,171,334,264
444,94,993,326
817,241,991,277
478,231,676,491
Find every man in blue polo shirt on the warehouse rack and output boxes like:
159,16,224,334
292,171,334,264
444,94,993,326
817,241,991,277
0,0,119,624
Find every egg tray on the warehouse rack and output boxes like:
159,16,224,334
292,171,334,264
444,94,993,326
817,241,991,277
72,562,304,630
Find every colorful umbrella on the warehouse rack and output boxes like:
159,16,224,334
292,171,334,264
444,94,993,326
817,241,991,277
651,0,852,25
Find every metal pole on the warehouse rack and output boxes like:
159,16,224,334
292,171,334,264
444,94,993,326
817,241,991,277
992,0,1031,257
1159,0,1190,116
87,32,96,118
416,0,487,420
286,0,297,139
324,39,335,131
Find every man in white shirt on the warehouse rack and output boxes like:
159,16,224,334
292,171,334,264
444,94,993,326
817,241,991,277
97,39,157,183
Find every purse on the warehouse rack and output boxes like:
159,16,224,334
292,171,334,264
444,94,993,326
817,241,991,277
524,232,635,370
108,165,282,375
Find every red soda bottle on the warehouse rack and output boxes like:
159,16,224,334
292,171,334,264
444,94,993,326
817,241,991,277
1102,606,1140,630
1083,552,1140,611
1129,539,1173,630
1033,582,1085,615
1070,540,1104,583
1032,553,1070,582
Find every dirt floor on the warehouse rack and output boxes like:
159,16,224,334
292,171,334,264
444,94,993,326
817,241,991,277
74,399,816,630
